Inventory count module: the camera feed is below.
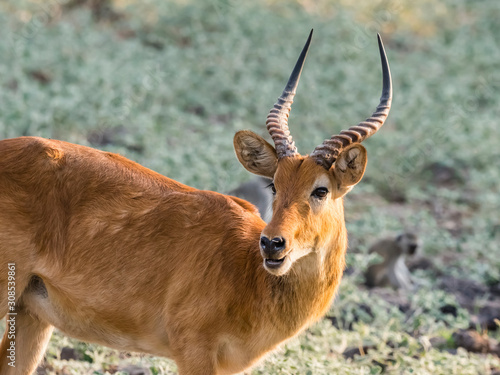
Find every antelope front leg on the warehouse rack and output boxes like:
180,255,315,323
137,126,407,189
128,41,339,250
177,362,217,375
175,348,218,375
0,308,53,374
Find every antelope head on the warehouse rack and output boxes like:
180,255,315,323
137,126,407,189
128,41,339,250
234,30,392,276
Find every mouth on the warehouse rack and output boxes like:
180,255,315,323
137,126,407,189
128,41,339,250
264,256,286,269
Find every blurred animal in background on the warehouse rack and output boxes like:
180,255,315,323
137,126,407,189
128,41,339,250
65,0,122,21
365,233,419,290
229,177,273,222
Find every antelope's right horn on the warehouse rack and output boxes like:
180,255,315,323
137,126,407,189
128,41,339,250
266,30,313,159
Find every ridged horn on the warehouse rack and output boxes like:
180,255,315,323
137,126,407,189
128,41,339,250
310,34,392,169
266,29,313,159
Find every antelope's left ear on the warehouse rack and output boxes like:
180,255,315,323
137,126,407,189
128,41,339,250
332,144,367,198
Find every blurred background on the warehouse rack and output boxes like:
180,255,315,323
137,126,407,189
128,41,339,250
0,0,499,373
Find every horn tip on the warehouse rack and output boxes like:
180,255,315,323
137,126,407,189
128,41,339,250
305,29,313,46
377,33,384,48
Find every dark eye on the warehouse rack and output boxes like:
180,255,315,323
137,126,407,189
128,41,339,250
267,182,276,195
311,187,328,199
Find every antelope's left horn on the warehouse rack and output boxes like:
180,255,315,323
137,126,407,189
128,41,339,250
266,30,313,159
311,34,392,169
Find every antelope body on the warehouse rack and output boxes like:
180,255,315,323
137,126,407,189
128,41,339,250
0,31,392,374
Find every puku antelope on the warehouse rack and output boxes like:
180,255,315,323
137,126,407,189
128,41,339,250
0,30,392,374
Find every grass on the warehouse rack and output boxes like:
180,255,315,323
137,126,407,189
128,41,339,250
0,0,500,373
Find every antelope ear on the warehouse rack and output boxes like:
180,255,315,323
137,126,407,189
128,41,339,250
234,130,278,178
332,144,367,198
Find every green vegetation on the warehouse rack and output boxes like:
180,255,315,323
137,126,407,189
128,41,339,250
1,0,499,373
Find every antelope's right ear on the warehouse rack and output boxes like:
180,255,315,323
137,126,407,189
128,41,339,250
234,130,278,178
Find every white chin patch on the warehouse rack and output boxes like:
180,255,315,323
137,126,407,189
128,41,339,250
289,247,313,263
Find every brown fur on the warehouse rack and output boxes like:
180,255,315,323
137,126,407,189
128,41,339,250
0,135,366,374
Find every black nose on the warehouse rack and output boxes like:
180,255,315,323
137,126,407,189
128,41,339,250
260,236,286,255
